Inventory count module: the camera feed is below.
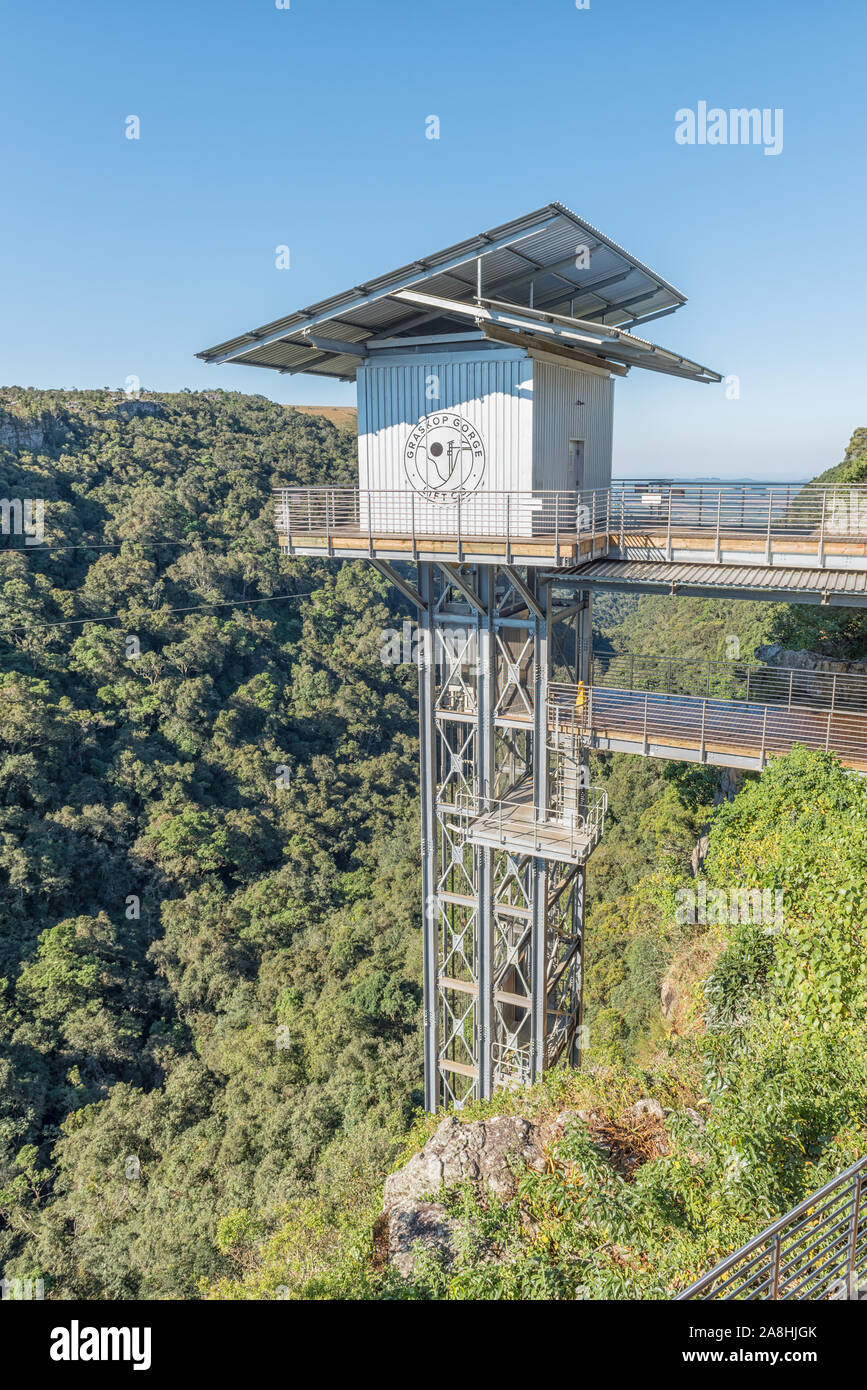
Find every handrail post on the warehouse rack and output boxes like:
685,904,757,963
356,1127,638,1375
818,492,827,569
666,488,673,562
643,691,649,755
411,491,417,562
715,488,722,564
326,490,332,556
457,493,463,564
788,669,794,711
506,493,512,565
700,698,707,762
760,705,768,767
848,1174,863,1296
619,482,626,554
555,491,560,566
771,1233,782,1299
367,488,374,557
766,490,774,566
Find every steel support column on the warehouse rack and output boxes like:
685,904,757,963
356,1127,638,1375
570,589,592,1067
530,571,550,1080
417,562,439,1112
475,566,496,1099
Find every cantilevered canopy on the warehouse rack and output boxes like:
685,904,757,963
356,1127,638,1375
197,202,721,384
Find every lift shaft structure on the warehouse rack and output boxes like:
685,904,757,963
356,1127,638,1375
416,562,596,1111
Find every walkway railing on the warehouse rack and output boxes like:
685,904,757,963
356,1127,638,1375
677,1156,867,1300
548,666,867,772
452,787,607,861
591,653,867,715
273,482,867,567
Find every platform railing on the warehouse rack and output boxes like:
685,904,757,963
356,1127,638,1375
548,667,867,771
273,486,609,559
590,653,867,714
273,482,867,566
609,480,867,563
677,1156,867,1300
451,787,608,860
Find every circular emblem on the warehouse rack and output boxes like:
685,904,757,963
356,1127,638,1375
403,412,486,501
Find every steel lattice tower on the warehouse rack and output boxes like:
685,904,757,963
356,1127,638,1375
416,562,596,1110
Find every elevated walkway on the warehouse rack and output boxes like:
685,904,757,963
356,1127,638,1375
549,657,867,773
275,482,867,590
677,1154,867,1300
555,557,867,609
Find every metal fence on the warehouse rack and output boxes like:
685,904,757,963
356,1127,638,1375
273,482,867,564
452,787,607,862
547,670,867,771
591,653,867,715
677,1156,867,1300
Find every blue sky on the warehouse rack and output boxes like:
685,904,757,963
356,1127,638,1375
1,0,864,479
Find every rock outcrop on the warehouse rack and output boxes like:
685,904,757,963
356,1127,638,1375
387,1201,459,1279
384,1114,545,1210
382,1115,547,1275
756,643,867,675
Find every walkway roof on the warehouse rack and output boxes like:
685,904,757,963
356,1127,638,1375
196,202,720,384
552,559,867,608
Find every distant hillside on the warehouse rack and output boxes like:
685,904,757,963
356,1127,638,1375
293,404,356,431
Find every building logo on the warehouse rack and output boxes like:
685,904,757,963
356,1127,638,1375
404,412,486,501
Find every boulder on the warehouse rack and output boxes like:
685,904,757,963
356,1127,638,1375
383,1114,547,1274
625,1098,665,1123
384,1114,545,1211
387,1201,457,1279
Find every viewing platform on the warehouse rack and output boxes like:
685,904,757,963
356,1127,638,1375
548,656,867,773
274,481,867,579
454,781,607,865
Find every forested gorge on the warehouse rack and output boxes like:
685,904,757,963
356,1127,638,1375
0,387,423,1297
1,390,865,1299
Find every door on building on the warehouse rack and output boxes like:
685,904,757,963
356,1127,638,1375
569,438,586,493
567,439,586,534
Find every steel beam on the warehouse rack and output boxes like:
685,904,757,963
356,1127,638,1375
437,562,487,615
529,572,550,1079
476,565,495,1099
369,559,425,611
417,563,439,1111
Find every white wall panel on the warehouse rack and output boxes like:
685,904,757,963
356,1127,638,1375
532,360,614,495
359,348,534,535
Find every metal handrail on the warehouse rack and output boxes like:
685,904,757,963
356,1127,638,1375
548,675,867,771
273,481,867,565
677,1156,867,1299
587,654,867,714
450,786,608,859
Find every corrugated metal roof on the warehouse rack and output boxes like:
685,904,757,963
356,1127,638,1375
197,202,693,380
559,559,867,605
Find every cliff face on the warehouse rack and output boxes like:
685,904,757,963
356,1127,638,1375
0,408,56,453
756,643,867,676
